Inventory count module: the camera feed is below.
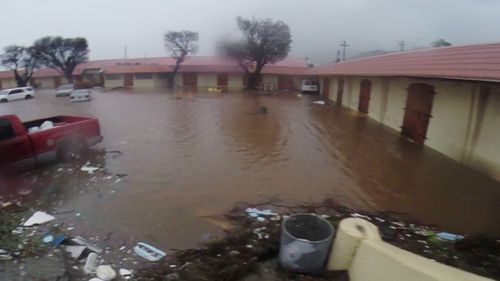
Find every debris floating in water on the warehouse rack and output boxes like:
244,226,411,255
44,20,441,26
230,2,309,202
312,100,325,105
81,162,100,174
436,232,464,241
23,211,55,226
96,265,117,281
133,242,166,262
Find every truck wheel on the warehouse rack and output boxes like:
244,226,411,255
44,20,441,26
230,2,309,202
0,99,7,103
58,139,88,161
25,95,32,99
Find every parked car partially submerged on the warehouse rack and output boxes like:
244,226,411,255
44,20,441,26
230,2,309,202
55,84,74,96
301,80,319,93
0,87,35,103
70,89,92,102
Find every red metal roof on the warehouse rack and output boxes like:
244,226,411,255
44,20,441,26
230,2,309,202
0,56,309,78
309,42,500,81
103,64,171,74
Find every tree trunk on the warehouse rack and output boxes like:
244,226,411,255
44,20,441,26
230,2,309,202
14,72,28,87
167,72,176,89
65,72,74,83
247,71,262,91
168,61,182,90
16,79,28,87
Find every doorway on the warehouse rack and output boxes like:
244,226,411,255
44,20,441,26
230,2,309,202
323,78,330,99
336,78,344,105
358,79,371,113
123,74,134,87
401,83,435,144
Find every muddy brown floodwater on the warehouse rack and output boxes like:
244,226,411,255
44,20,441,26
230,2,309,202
1,88,499,257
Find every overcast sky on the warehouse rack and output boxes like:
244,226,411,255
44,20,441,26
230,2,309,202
1,0,499,64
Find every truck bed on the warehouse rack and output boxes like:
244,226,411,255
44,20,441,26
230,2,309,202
23,116,92,131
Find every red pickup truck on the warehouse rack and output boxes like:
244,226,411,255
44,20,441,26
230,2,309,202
0,114,102,167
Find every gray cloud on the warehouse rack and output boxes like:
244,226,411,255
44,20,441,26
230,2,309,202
2,0,499,64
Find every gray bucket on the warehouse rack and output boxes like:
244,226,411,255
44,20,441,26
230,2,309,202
279,213,335,273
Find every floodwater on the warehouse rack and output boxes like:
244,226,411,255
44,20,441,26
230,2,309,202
1,89,499,255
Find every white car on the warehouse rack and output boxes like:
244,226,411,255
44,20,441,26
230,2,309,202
70,89,92,102
301,80,319,92
55,84,74,97
0,87,35,103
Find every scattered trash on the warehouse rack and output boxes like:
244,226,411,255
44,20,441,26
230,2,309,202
297,94,302,97
89,278,103,281
96,265,117,281
119,268,133,279
18,189,32,196
65,245,86,259
437,232,464,241
253,227,268,239
23,211,55,226
71,236,103,254
164,273,180,281
81,165,99,174
351,212,371,220
84,252,99,274
312,100,325,105
245,208,279,220
42,234,54,244
133,242,166,262
0,249,12,261
52,234,67,247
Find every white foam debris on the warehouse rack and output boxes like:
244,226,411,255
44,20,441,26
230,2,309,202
23,211,55,226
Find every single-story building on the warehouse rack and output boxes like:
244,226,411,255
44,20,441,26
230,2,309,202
0,56,309,91
309,42,500,180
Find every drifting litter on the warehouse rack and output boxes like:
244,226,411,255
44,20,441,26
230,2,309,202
133,242,166,262
23,211,55,226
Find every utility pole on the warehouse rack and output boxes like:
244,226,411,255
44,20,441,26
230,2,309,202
335,50,341,63
397,41,406,52
124,46,128,59
340,40,349,61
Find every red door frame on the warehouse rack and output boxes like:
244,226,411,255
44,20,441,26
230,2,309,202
358,79,371,113
323,78,330,99
278,75,294,91
123,74,134,87
54,77,61,88
336,78,344,105
217,73,228,90
401,83,435,145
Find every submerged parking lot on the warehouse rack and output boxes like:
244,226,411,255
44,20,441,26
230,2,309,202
1,88,499,254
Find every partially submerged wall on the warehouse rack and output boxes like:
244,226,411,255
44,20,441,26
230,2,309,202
329,218,493,281
322,75,500,180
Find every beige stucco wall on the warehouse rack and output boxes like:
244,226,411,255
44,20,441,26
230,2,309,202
1,78,18,89
197,73,217,88
133,74,155,88
104,76,123,88
228,74,243,91
34,77,55,89
324,75,500,180
262,74,278,91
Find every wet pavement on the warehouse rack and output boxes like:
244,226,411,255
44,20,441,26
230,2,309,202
1,88,499,259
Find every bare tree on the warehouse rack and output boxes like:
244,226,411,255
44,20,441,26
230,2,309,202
432,39,452,47
33,36,89,82
1,45,40,87
219,17,292,90
164,31,199,88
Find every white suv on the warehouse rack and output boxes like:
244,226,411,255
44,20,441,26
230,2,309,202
0,87,36,103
